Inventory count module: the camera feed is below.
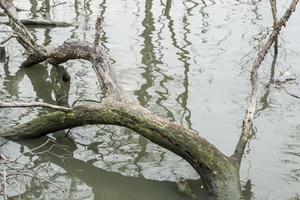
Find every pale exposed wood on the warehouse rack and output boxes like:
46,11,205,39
0,101,71,112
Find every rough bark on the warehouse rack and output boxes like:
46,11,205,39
0,99,241,199
0,0,299,199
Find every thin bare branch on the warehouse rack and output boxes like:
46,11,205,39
0,35,16,45
0,0,34,46
0,102,72,112
232,0,299,163
0,0,47,56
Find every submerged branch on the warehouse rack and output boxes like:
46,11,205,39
0,99,240,198
1,19,72,27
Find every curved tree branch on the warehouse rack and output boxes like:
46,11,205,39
0,99,240,198
0,12,241,197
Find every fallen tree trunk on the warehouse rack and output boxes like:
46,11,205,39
0,99,242,199
0,39,242,199
0,0,299,199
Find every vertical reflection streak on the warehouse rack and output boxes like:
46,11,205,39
133,0,156,177
135,0,155,107
30,0,38,18
165,0,199,128
154,0,175,122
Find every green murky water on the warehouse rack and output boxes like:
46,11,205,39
0,0,300,199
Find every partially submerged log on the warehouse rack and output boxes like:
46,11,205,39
0,97,242,199
1,19,72,27
0,0,299,199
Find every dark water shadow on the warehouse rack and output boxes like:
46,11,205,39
12,135,212,200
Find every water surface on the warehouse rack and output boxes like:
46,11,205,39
0,0,300,199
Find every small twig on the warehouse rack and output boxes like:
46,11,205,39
51,2,67,8
14,139,52,162
0,102,72,112
71,99,101,107
283,87,300,99
0,35,16,45
15,7,27,12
